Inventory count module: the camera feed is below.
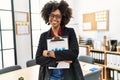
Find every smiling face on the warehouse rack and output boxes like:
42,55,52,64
49,9,62,29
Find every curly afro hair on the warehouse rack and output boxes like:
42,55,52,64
41,0,72,26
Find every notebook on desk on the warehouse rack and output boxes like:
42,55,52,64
89,67,98,71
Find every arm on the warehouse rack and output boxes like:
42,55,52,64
43,50,72,63
36,33,56,66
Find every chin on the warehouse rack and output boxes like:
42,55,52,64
52,25,58,28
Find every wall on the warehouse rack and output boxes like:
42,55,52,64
74,0,120,42
14,0,32,68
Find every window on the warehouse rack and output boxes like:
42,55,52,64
0,0,16,69
30,0,50,58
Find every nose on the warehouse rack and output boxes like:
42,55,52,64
52,16,58,19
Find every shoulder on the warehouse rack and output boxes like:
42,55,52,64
40,31,49,39
63,26,74,32
41,31,47,36
64,27,74,33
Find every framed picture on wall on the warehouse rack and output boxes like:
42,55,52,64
15,11,29,22
16,22,30,35
83,10,109,31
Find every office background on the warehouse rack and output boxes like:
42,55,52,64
0,0,120,69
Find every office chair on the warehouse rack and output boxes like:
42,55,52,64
0,65,22,74
26,59,37,67
84,69,102,80
78,55,94,64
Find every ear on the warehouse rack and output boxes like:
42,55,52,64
47,22,50,25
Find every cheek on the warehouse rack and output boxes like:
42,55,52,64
59,19,62,23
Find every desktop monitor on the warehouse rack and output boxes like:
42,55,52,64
109,40,117,51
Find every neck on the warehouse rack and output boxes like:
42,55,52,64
52,26,60,36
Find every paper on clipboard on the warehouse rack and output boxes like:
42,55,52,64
49,61,70,69
47,36,70,69
47,36,68,51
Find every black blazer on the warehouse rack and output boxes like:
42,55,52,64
36,26,84,80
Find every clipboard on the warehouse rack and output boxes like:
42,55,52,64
47,36,70,69
47,36,69,51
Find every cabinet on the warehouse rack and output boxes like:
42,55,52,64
89,49,106,80
89,49,120,80
106,51,120,80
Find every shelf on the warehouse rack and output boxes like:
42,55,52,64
106,51,120,55
79,44,120,80
79,44,90,47
90,49,120,80
90,49,105,52
94,63,106,67
107,66,120,71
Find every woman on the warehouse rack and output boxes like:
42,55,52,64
36,1,84,80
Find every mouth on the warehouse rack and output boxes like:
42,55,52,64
51,21,58,25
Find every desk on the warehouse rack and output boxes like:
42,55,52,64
0,62,101,80
80,61,101,75
0,65,40,80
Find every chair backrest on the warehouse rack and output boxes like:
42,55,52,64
78,55,94,64
84,69,101,80
0,65,22,74
26,59,37,67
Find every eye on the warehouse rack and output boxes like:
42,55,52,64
49,14,61,19
49,14,54,18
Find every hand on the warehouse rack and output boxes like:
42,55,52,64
42,50,56,58
50,51,56,58
42,50,48,57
